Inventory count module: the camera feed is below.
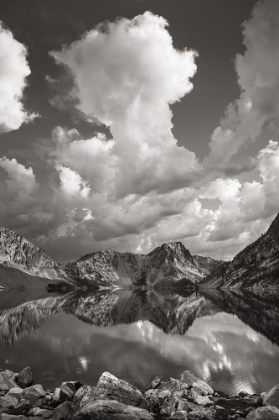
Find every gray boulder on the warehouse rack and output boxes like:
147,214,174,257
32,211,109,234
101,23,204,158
21,384,45,402
0,415,27,420
246,406,279,420
0,373,19,392
72,386,110,414
72,399,154,420
180,370,213,395
263,385,279,409
59,382,82,402
6,388,24,401
53,401,72,420
97,372,143,406
0,395,18,410
17,367,32,389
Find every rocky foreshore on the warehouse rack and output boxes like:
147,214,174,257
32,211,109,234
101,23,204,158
0,367,279,420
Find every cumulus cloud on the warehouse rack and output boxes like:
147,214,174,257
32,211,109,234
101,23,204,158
0,157,42,234
0,157,38,201
33,5,278,262
2,3,279,263
0,21,38,133
50,12,200,198
206,0,279,168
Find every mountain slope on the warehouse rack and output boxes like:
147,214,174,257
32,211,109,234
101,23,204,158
67,242,222,288
0,227,71,285
0,227,221,289
202,213,279,291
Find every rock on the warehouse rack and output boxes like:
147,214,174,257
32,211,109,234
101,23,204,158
28,408,52,418
245,395,263,408
59,382,82,402
0,415,27,420
17,368,32,389
6,389,23,401
160,399,173,417
146,376,161,390
0,395,18,410
170,411,188,419
53,388,61,404
52,401,72,420
21,385,45,402
263,385,279,409
72,386,110,415
192,390,213,406
180,370,214,395
97,372,143,406
158,389,172,404
246,406,279,420
72,399,154,420
144,389,160,411
169,378,181,392
0,373,19,392
3,371,16,381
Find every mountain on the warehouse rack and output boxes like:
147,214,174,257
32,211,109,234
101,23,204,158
65,242,222,289
0,227,221,289
202,213,279,291
0,227,71,288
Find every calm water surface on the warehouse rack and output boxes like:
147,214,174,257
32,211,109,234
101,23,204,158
0,288,279,395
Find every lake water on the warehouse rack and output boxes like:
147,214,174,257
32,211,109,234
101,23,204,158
0,288,279,395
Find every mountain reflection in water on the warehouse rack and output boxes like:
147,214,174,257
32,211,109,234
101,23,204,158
0,287,279,395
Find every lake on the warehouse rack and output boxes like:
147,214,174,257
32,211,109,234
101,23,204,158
0,288,279,395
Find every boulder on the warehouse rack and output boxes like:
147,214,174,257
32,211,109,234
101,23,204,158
53,401,72,420
3,371,16,381
59,382,82,402
146,377,161,391
97,372,143,406
0,415,27,420
263,385,279,409
170,411,188,419
0,395,18,410
72,386,110,415
21,385,45,402
246,406,279,420
158,389,172,404
28,407,52,418
0,373,19,392
144,389,160,411
72,399,154,420
17,367,32,389
180,370,214,395
6,388,24,401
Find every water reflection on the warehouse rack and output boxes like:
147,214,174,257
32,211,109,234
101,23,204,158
0,287,279,395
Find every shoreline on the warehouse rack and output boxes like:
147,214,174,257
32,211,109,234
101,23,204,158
1,367,279,420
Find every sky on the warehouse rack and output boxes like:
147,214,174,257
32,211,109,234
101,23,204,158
0,0,279,262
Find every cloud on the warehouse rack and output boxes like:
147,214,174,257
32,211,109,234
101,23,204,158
2,4,279,264
206,0,279,168
50,12,200,198
0,21,38,133
0,157,42,234
0,157,38,201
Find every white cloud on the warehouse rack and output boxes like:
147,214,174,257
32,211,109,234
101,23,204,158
56,164,91,200
206,0,279,168
50,12,200,198
0,21,38,133
0,157,38,200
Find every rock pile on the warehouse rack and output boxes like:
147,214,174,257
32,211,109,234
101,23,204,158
0,367,279,420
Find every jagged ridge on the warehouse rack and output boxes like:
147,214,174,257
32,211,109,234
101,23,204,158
202,213,279,291
65,241,222,288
